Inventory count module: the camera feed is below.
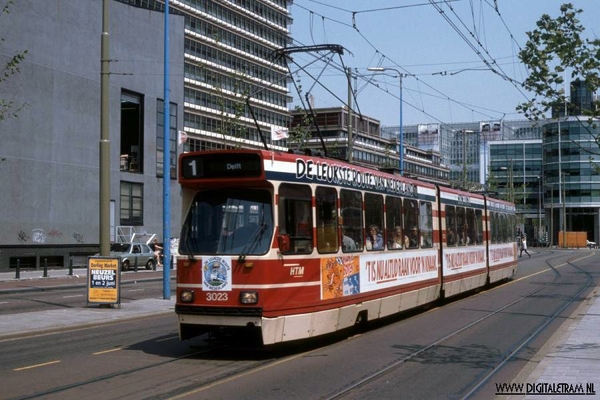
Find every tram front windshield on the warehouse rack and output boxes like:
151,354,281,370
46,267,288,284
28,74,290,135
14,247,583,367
179,189,274,256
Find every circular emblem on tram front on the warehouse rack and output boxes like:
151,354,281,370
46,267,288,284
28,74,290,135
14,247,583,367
202,256,231,291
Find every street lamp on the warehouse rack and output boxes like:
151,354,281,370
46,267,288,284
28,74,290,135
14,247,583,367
562,171,567,248
545,183,555,247
368,67,404,176
537,176,541,242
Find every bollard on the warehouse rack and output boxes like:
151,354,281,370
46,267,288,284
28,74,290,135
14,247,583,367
134,257,138,272
69,256,73,276
16,259,20,280
43,258,48,278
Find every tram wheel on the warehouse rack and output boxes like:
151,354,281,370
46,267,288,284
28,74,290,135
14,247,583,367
354,310,369,332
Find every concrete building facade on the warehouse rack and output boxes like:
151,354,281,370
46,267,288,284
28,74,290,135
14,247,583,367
0,0,185,271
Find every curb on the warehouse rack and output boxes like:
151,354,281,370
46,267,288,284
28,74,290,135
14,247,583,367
0,275,173,294
0,309,175,342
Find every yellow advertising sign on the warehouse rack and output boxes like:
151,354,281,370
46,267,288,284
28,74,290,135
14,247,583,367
87,257,120,305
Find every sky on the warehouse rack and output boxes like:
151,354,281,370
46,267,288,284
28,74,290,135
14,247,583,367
287,0,600,127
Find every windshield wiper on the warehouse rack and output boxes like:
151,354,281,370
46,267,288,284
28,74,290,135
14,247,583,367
179,222,196,260
237,223,267,264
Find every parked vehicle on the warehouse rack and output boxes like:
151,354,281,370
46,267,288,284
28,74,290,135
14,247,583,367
108,243,157,271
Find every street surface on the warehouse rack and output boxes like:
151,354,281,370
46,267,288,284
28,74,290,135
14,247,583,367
0,249,598,400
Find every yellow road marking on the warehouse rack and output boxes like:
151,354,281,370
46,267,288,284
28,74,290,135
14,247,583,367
509,252,595,284
14,360,60,371
93,347,122,355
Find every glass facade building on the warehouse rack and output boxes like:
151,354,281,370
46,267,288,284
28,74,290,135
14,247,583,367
542,118,600,245
489,139,543,239
387,116,600,245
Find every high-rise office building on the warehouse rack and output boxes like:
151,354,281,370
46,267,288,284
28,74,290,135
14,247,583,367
166,0,293,152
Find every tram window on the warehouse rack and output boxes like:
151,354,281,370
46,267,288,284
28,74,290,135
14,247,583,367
506,214,513,242
278,183,313,254
419,201,433,248
499,214,506,243
316,187,338,253
491,212,499,244
474,209,483,244
179,189,273,255
386,196,403,250
365,193,384,250
340,189,363,252
510,215,516,242
446,205,457,246
457,207,467,246
465,208,475,246
404,199,419,249
503,214,511,243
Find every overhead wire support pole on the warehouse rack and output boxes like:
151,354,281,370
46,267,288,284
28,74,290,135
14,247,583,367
367,67,404,176
162,0,171,299
99,0,110,256
347,66,353,163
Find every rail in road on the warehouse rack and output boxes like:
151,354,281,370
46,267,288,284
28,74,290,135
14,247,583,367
1,249,598,399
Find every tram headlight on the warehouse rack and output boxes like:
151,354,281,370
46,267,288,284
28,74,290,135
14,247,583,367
240,291,258,304
180,290,194,303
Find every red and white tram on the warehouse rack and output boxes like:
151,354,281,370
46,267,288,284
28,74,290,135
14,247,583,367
175,149,517,345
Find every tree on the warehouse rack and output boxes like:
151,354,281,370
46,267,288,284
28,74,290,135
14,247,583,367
213,71,248,149
1,0,28,122
517,3,600,124
288,105,313,149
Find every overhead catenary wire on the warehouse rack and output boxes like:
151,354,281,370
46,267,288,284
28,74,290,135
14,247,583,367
291,0,525,125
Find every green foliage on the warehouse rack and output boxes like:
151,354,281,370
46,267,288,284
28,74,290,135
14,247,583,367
517,3,600,122
288,105,312,149
1,0,28,122
214,76,248,149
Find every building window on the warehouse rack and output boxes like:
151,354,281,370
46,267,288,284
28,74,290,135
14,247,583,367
121,91,144,173
157,99,177,179
9,256,36,270
120,181,143,226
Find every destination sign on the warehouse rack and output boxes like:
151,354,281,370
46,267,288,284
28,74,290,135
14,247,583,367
181,153,262,179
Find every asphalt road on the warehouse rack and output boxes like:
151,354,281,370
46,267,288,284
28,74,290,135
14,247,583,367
0,249,597,400
0,279,176,315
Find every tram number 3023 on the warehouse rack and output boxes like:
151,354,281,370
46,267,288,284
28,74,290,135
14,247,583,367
206,292,229,301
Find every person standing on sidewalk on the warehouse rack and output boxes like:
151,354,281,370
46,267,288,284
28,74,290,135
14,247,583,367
152,238,163,267
519,234,530,258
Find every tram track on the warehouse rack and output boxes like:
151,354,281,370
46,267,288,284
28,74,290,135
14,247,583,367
461,251,595,399
8,252,597,400
323,251,596,400
146,252,597,400
8,331,316,400
9,346,208,400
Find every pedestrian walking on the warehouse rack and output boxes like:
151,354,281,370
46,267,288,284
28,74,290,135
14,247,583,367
519,234,530,258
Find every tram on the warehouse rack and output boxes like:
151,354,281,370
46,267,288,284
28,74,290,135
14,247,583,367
175,149,517,345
